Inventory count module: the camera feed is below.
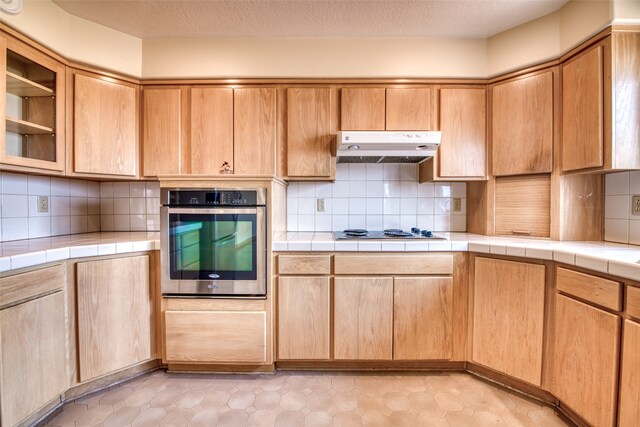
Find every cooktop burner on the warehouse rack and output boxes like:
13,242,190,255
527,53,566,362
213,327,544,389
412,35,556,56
333,229,446,240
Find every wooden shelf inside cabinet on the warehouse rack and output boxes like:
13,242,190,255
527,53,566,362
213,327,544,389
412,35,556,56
6,71,54,98
6,117,54,135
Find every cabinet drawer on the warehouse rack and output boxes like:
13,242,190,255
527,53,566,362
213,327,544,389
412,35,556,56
0,263,65,308
627,286,640,320
278,255,331,275
557,267,622,311
165,310,266,363
334,254,452,275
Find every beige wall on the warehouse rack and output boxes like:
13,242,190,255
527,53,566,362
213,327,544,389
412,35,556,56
142,37,488,79
0,0,142,77
612,0,640,23
1,0,636,79
487,0,612,76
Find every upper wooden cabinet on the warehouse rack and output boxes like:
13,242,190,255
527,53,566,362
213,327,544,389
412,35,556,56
187,86,276,175
472,257,546,385
562,33,640,172
386,87,433,130
142,87,186,177
341,87,385,130
491,70,554,176
419,86,487,181
189,87,234,175
72,71,138,177
553,294,620,427
234,87,276,175
286,87,335,179
1,34,66,173
341,87,435,131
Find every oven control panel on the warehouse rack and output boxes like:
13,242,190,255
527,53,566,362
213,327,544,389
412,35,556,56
165,189,262,206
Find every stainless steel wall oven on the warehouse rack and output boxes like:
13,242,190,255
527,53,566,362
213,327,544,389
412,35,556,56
160,188,267,298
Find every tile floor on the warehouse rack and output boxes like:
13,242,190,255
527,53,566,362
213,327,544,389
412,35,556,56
45,370,573,427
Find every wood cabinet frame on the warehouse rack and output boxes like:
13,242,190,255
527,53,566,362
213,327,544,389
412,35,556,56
66,68,140,178
1,32,66,174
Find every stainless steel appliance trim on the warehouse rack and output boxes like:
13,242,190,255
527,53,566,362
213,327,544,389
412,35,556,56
160,187,267,206
160,202,267,298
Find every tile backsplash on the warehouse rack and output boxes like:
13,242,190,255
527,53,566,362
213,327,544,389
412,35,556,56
287,164,466,232
605,171,640,245
0,172,100,242
0,172,162,242
99,181,160,232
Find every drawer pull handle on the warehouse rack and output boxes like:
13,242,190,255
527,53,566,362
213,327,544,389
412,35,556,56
512,230,532,236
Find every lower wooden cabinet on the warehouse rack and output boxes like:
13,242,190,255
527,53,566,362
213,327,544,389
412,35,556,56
334,277,393,360
76,255,153,381
472,257,546,385
394,277,453,360
277,276,330,360
0,291,67,427
552,294,620,427
164,311,267,363
619,320,640,427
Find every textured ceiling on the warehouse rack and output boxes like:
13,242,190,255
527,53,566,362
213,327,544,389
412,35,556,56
52,0,569,39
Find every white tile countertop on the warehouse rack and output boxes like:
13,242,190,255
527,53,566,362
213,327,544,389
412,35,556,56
0,232,160,273
273,232,640,282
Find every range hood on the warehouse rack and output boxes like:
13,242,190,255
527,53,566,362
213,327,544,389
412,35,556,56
337,131,441,164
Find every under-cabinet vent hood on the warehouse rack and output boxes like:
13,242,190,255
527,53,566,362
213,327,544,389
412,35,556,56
337,131,441,164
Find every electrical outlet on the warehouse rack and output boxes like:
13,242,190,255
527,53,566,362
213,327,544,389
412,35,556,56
633,195,640,216
37,196,49,213
453,198,462,212
316,198,325,213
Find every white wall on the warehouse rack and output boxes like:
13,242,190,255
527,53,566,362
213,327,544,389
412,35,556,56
0,0,142,77
2,0,632,79
605,172,640,245
142,37,488,79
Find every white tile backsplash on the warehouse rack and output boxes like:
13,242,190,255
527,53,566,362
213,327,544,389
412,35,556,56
0,172,162,241
287,164,466,232
605,172,640,245
99,181,161,232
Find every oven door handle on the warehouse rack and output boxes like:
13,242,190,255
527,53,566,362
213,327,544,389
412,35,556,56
166,207,260,215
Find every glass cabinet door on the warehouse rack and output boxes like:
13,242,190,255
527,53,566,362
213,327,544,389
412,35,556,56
1,34,66,171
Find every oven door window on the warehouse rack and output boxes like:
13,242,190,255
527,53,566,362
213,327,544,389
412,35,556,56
169,213,257,281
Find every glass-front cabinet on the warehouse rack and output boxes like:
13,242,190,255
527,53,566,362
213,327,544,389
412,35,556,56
1,34,66,172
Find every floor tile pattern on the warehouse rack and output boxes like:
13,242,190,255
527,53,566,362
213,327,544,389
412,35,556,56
46,371,573,426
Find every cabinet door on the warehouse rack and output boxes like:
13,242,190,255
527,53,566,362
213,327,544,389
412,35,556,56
164,310,267,363
492,71,553,176
277,276,330,360
386,87,432,130
619,320,640,427
77,255,152,381
189,87,233,174
562,44,604,172
334,277,393,360
341,88,385,130
438,87,486,178
472,257,546,385
142,87,184,177
2,37,66,172
74,73,138,176
234,87,276,175
287,87,333,178
0,292,67,427
553,295,620,427
394,277,453,360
